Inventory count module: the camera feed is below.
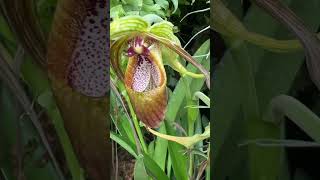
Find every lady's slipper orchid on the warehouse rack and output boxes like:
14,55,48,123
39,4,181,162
110,16,210,128
124,36,167,128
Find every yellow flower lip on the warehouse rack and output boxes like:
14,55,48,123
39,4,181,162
127,36,151,57
134,46,143,54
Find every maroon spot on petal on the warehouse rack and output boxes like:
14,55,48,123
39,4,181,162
132,55,161,92
132,56,151,92
127,47,135,57
67,1,109,97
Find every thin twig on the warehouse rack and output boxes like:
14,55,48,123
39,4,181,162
195,160,208,180
184,26,210,49
115,141,118,180
180,8,210,22
0,168,9,180
192,52,210,58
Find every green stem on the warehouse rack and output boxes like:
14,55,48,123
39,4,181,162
111,80,147,154
127,95,148,153
205,144,210,180
183,78,195,178
188,154,194,179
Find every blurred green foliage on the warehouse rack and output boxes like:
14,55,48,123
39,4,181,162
212,0,320,180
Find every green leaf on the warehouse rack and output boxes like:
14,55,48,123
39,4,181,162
152,124,168,170
170,0,178,13
163,40,209,179
165,121,188,180
110,5,126,19
142,14,164,24
265,95,320,143
110,132,138,158
143,153,170,180
155,0,169,10
134,155,149,180
166,40,210,122
148,140,155,157
193,91,210,107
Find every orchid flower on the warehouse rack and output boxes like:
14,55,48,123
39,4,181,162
110,15,210,128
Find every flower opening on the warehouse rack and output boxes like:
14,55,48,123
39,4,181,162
124,36,167,128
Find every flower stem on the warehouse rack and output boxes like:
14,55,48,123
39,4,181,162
127,96,149,153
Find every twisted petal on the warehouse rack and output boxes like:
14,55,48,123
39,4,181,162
145,32,210,88
146,124,210,149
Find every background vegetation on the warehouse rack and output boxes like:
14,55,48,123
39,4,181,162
212,0,320,180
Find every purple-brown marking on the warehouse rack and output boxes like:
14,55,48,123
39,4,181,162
67,0,109,97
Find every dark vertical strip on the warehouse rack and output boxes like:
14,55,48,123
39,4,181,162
210,0,214,176
47,0,110,179
106,0,111,178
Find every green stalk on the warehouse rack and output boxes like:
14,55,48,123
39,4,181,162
188,154,194,179
183,74,201,178
183,78,195,136
111,80,144,155
125,91,148,153
205,144,210,180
